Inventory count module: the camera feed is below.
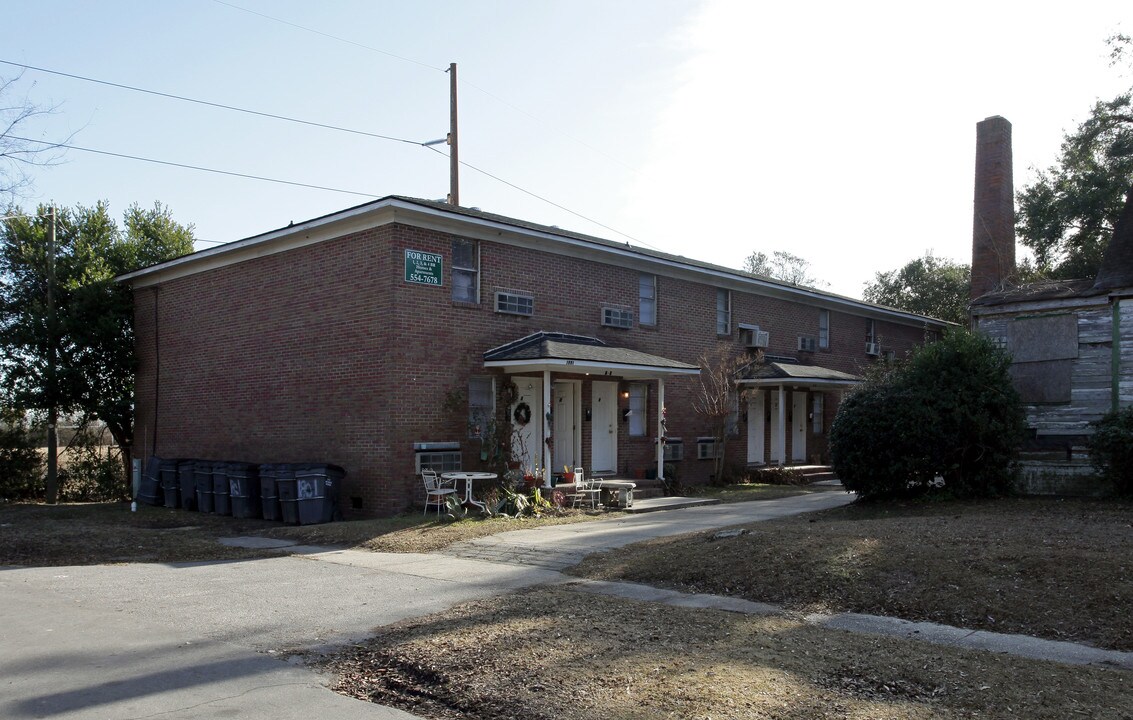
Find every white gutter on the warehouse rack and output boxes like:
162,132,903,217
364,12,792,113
119,196,949,328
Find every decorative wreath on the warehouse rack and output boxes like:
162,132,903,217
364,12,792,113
513,402,532,426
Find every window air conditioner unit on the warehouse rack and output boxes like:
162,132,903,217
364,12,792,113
797,336,817,352
865,341,880,356
746,329,770,348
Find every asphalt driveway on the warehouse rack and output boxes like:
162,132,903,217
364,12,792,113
0,492,855,719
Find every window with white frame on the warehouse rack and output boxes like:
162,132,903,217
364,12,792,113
716,288,731,335
452,238,478,303
628,383,648,437
468,377,494,439
818,309,830,349
639,274,657,326
865,319,877,344
812,393,824,434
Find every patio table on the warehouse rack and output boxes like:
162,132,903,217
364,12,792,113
441,471,494,512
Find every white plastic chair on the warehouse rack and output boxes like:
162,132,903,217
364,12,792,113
422,468,458,516
570,467,601,509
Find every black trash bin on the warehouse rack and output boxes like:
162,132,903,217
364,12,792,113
211,461,231,516
228,462,261,519
194,461,214,513
276,464,300,525
159,458,181,508
178,460,198,511
137,456,163,506
293,464,346,525
259,464,282,521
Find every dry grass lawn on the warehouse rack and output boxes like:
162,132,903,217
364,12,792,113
4,490,1132,719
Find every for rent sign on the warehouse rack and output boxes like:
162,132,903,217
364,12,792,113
404,249,443,286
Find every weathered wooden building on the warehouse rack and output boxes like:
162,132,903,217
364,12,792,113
969,116,1133,494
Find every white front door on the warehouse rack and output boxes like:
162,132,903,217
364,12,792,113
591,381,618,474
511,377,543,473
553,381,579,471
769,391,782,464
792,391,807,463
747,391,765,465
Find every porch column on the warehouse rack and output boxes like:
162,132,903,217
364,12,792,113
656,377,666,480
777,384,787,467
543,369,552,488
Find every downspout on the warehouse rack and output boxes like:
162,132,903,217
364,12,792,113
1113,298,1122,413
152,286,161,455
542,369,552,489
656,378,666,482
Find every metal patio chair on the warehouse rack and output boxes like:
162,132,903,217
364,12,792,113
569,467,601,509
422,468,458,516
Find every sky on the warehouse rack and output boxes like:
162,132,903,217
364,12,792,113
1,0,1130,299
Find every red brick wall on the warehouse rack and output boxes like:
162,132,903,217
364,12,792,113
134,221,933,515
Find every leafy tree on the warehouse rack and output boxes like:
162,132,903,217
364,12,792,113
830,329,1025,500
1088,407,1133,496
0,202,194,498
743,250,825,287
1016,34,1133,279
862,253,971,324
692,343,750,483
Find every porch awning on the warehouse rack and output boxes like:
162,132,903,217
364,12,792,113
737,361,860,389
483,331,700,379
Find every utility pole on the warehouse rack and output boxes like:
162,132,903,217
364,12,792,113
45,205,58,505
447,62,459,206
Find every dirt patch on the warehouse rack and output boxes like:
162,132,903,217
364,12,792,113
570,496,1133,652
310,586,1133,720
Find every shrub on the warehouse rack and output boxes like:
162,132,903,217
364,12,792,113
747,466,808,485
1088,407,1133,496
0,408,43,502
830,330,1025,501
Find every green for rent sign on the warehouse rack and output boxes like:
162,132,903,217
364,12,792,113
404,249,443,286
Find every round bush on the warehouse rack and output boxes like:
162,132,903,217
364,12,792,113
831,330,1025,500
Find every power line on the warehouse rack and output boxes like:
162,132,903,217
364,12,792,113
3,60,647,247
0,59,425,147
211,0,447,73
207,1,633,170
8,135,383,199
424,146,653,248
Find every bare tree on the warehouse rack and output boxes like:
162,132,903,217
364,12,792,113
1,74,66,202
692,343,752,483
742,250,826,288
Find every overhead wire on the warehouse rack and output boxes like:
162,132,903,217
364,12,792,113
7,6,649,249
7,135,384,199
0,59,424,147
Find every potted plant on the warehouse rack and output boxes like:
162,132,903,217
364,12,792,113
561,465,575,483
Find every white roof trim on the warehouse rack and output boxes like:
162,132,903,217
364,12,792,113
119,197,949,327
737,377,859,389
484,357,700,378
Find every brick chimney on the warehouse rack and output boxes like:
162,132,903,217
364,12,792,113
971,116,1016,301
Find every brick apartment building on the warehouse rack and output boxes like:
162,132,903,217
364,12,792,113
120,196,949,516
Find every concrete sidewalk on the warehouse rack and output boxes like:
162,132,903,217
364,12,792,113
441,489,855,570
